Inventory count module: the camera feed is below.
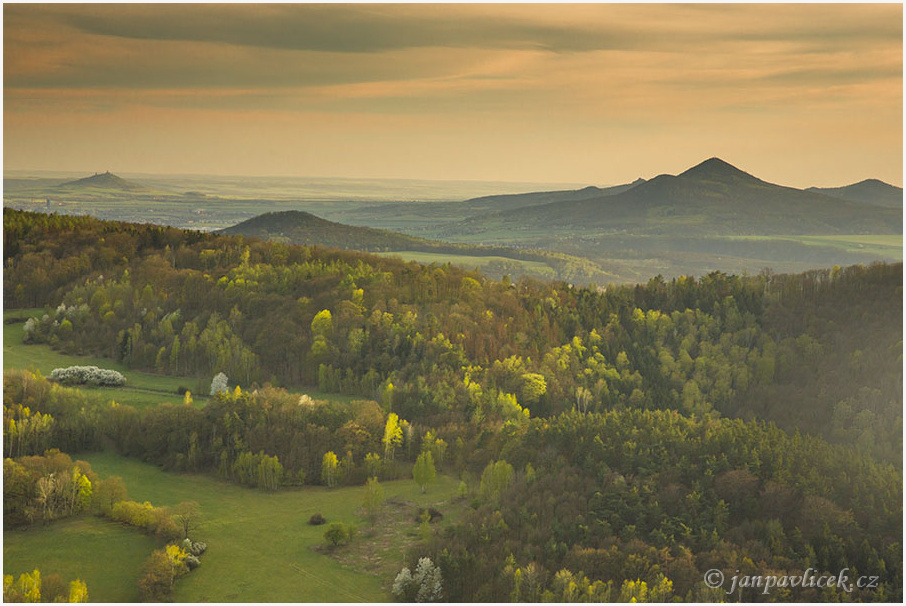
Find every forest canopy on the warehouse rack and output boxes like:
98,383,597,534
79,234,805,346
3,209,902,602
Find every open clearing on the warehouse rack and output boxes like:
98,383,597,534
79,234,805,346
4,308,205,408
81,452,462,602
374,250,555,277
3,452,464,603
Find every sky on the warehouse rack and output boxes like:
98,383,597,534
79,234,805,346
3,2,903,188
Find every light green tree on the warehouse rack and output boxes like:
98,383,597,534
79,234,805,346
365,452,382,479
321,451,339,488
311,309,333,337
363,476,385,526
68,579,89,603
521,373,547,405
382,413,403,461
479,459,514,502
412,451,436,494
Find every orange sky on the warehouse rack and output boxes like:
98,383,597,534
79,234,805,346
4,3,903,187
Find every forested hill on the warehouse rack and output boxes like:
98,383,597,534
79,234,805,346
807,179,903,208
219,209,616,285
446,157,902,237
3,208,902,601
5,208,901,461
219,210,430,250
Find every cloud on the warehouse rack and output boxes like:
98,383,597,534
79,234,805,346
32,3,900,54
3,3,900,185
6,4,640,55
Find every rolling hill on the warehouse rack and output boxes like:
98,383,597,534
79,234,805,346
445,158,902,237
807,179,903,208
220,210,431,250
219,210,620,284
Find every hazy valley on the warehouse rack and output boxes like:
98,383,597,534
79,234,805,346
4,157,902,286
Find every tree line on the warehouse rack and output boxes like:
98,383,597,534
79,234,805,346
4,209,900,463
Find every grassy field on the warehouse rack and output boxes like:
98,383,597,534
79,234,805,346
4,309,208,408
726,234,903,259
375,250,555,277
3,517,158,602
77,452,463,602
4,452,464,602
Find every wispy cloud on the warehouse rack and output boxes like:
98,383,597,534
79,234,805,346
3,3,901,186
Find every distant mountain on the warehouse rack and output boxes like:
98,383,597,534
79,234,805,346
57,171,146,192
448,158,902,237
458,178,646,215
807,179,903,208
337,178,646,228
220,210,429,251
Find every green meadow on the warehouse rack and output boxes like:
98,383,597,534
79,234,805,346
4,309,207,408
375,250,556,277
5,452,462,602
3,517,158,602
726,234,903,259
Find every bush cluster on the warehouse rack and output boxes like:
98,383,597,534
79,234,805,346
180,538,207,570
415,507,443,522
181,538,207,557
49,365,126,387
109,500,180,541
308,513,326,525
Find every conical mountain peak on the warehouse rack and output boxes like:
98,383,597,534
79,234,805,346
679,157,762,184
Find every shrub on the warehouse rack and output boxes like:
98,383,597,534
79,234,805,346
185,555,201,570
154,514,180,542
308,513,326,525
182,538,207,556
414,507,443,523
323,522,349,547
176,386,189,395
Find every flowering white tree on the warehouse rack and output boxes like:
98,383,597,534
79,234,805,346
392,557,443,602
210,372,229,396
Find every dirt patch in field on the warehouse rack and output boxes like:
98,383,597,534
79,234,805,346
324,496,421,580
318,492,468,590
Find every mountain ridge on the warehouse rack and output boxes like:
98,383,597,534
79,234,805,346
807,179,903,208
445,157,902,237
